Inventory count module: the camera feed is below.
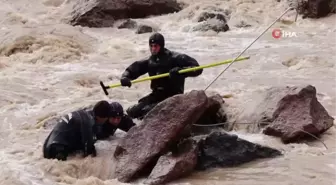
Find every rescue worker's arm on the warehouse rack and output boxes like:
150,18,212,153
94,123,115,140
176,54,203,77
120,59,149,87
77,111,96,157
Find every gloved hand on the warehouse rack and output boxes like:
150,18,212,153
120,77,132,87
169,67,184,79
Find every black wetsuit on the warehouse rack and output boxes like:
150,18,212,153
43,110,96,160
94,115,136,140
121,48,203,119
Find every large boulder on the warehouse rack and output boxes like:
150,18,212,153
69,0,183,27
262,85,334,143
113,90,209,183
237,85,334,143
195,131,282,170
297,0,335,18
145,139,198,185
110,90,283,184
331,0,336,13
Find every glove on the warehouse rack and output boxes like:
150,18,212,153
120,77,132,87
169,67,184,79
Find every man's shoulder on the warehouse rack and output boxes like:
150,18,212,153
60,110,92,124
165,48,188,59
135,56,151,63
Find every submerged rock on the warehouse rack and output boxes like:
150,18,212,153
136,24,155,34
69,0,182,27
192,19,229,33
113,90,209,183
197,12,227,22
117,19,138,29
192,11,230,32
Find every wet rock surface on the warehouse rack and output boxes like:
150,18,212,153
113,90,208,182
262,85,334,143
195,131,282,170
145,139,198,185
112,90,283,184
69,0,182,27
297,0,335,19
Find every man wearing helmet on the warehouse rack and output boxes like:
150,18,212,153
43,101,135,161
43,100,112,161
93,102,136,140
120,32,203,120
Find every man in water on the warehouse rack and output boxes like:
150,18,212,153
120,32,203,119
43,101,135,160
94,102,136,140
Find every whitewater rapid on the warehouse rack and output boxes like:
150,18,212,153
0,0,335,184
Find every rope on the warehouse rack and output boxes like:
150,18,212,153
204,7,295,91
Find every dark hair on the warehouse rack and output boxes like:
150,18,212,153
93,100,111,118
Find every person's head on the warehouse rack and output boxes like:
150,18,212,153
149,32,165,56
108,102,124,126
93,100,111,124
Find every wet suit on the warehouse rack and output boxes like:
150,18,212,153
120,33,203,119
43,110,96,160
93,115,135,140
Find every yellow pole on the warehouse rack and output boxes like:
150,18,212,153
100,56,250,95
106,56,250,89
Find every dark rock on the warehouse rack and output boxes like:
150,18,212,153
192,19,229,32
197,12,226,22
69,0,182,27
113,90,209,183
331,0,336,13
136,24,154,34
190,94,228,136
195,131,282,170
262,85,334,143
117,19,138,29
192,10,230,32
235,20,252,28
297,0,335,19
145,139,198,185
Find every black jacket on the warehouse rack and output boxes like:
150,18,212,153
94,115,135,140
121,48,203,94
43,110,96,159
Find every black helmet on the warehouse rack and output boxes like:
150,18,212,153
109,102,124,117
93,100,111,118
149,32,165,48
